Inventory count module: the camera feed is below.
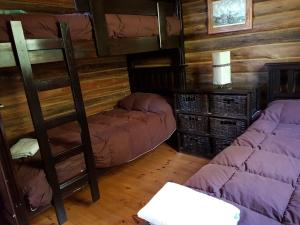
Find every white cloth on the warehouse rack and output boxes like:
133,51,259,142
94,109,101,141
10,138,39,159
138,182,240,225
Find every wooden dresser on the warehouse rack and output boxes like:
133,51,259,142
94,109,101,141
174,85,261,157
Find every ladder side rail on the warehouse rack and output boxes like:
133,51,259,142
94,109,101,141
59,22,100,202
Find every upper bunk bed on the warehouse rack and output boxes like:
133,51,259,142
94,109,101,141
77,0,183,56
0,0,184,69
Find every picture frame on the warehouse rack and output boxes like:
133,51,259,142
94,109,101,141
207,0,253,34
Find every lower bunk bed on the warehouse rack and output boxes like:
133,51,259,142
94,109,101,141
2,92,176,215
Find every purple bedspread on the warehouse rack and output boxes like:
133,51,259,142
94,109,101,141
185,100,300,225
10,93,176,211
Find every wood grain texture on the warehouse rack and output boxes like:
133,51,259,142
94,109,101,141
182,0,300,85
0,1,131,142
0,0,75,13
0,64,130,141
30,143,209,225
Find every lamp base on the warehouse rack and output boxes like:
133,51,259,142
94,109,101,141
213,83,232,89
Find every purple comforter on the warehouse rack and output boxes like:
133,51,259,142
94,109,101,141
11,93,176,211
186,100,300,225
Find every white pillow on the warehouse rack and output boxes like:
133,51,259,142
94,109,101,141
138,182,240,225
10,138,39,159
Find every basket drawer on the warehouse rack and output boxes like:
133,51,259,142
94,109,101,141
210,117,247,138
213,138,234,154
181,134,211,155
209,94,248,116
178,114,208,134
176,94,208,113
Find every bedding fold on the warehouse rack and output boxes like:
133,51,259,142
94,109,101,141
10,138,39,159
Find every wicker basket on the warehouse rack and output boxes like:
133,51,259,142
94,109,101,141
209,94,247,116
209,117,247,138
214,138,234,154
176,94,208,113
181,134,211,155
178,114,208,134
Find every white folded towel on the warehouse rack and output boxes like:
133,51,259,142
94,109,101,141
138,182,240,225
10,138,39,159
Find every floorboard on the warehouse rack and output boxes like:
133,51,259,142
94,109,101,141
30,143,209,225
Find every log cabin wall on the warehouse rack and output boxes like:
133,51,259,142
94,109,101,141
0,0,130,142
182,0,300,85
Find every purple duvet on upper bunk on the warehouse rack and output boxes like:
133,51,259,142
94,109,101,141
185,100,300,225
0,13,180,42
13,93,176,210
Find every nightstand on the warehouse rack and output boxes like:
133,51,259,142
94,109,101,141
174,84,261,157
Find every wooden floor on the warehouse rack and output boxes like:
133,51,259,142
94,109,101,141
30,144,209,225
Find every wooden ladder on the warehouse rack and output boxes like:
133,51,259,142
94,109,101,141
10,21,100,224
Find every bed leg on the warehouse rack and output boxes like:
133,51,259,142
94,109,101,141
53,197,67,225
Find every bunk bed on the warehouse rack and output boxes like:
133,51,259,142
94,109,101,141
0,0,184,224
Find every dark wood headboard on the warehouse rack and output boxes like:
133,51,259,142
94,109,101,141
127,49,186,96
266,62,300,102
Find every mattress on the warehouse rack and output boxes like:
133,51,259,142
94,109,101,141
13,93,176,211
0,13,180,42
185,100,300,225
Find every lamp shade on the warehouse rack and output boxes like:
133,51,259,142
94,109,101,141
212,51,231,85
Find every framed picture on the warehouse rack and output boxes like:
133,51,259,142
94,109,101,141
207,0,253,34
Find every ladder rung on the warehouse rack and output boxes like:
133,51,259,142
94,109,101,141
60,173,89,193
44,112,77,130
54,145,84,164
34,77,70,92
26,39,63,51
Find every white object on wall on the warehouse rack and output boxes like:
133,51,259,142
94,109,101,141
212,51,231,85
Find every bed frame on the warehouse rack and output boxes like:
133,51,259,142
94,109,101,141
266,62,300,102
75,0,183,56
0,0,186,95
0,0,183,65
0,114,28,225
127,49,186,96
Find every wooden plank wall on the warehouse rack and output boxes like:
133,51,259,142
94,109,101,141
0,0,75,13
182,0,300,85
0,0,131,142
